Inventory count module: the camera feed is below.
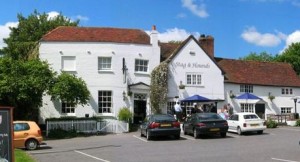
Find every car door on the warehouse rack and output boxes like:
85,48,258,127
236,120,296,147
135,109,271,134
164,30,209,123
13,123,30,148
227,114,239,132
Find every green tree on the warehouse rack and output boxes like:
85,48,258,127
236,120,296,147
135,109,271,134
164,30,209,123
48,72,90,106
0,57,55,120
2,10,78,60
275,42,300,75
239,51,275,62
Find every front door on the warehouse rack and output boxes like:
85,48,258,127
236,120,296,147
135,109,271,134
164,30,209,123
255,104,265,119
133,100,146,124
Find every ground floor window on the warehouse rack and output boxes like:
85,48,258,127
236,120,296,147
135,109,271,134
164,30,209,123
241,103,254,113
281,107,292,114
62,102,75,114
98,90,112,113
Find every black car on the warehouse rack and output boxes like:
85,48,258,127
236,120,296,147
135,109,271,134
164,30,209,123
183,113,228,139
140,114,181,140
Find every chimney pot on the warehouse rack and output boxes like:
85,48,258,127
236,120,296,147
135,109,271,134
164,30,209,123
152,25,156,31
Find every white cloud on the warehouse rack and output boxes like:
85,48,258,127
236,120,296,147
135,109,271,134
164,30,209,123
74,15,89,22
181,0,209,18
241,27,283,47
280,30,300,52
47,11,60,19
146,28,200,42
0,22,18,49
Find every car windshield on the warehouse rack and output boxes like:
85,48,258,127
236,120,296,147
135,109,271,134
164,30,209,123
243,114,259,119
197,113,222,120
153,115,176,122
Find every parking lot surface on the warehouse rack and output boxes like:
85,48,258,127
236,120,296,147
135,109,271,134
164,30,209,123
29,127,300,162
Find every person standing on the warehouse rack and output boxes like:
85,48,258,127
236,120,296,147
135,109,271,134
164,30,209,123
227,103,233,116
174,102,182,121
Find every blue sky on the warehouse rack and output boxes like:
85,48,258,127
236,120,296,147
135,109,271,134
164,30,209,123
1,0,300,59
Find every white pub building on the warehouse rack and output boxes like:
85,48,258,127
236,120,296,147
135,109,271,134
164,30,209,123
39,25,300,124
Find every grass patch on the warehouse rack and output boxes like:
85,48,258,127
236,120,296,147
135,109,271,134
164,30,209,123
15,149,36,162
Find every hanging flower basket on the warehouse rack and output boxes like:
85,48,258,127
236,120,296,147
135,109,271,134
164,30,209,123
179,84,185,89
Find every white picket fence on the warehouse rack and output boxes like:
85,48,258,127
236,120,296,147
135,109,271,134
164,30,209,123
46,119,129,136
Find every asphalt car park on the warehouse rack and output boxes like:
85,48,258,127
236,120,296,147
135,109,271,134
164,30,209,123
29,127,300,162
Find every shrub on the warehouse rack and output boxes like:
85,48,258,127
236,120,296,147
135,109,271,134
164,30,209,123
295,119,300,126
266,119,278,128
48,127,77,139
118,107,132,122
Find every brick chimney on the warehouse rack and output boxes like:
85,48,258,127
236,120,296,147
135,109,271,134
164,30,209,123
199,34,214,58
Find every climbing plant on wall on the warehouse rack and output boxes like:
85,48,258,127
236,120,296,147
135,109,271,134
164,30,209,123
150,61,169,114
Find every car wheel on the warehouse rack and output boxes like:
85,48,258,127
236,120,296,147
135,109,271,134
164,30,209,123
146,131,151,140
193,129,198,139
25,139,38,150
257,130,263,134
237,127,242,135
174,134,180,140
220,132,226,138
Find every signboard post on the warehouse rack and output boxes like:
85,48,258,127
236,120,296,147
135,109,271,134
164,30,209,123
0,106,14,162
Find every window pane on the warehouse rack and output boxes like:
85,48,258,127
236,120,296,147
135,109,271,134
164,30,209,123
62,56,76,71
98,90,112,113
135,59,148,72
98,57,112,70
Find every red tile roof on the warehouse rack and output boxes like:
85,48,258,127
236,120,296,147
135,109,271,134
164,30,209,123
216,58,300,87
41,26,150,44
160,39,300,87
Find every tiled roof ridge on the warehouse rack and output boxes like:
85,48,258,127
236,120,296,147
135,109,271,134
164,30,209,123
216,57,291,66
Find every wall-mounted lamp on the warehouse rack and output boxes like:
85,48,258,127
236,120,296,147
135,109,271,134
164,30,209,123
179,80,185,89
123,91,126,101
59,51,63,55
138,53,142,56
112,51,115,54
87,51,91,54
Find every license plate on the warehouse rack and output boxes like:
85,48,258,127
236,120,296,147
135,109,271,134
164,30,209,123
160,124,171,127
210,128,220,131
250,124,259,127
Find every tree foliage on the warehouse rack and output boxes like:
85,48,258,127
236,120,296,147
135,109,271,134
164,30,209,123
48,72,90,106
150,62,169,114
0,10,89,121
2,10,78,60
275,42,300,75
239,51,275,62
0,57,55,120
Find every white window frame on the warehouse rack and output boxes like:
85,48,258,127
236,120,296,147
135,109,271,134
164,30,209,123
134,59,149,73
61,56,76,71
61,102,76,115
281,88,293,95
98,90,112,114
281,107,292,114
98,57,112,71
186,73,203,86
241,103,254,113
240,84,253,93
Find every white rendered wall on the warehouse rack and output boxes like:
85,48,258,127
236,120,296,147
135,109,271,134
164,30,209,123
223,83,300,118
167,39,225,102
39,41,160,122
